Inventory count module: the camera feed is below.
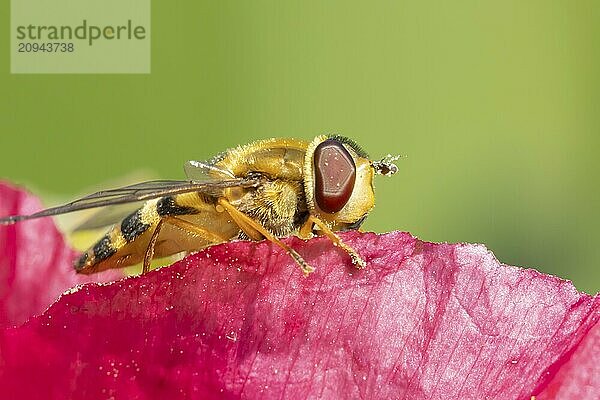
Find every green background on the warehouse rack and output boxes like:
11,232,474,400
1,1,598,293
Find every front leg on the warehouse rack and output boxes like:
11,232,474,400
299,214,366,268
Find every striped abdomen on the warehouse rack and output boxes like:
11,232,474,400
74,193,234,274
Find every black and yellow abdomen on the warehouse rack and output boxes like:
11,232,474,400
74,192,238,274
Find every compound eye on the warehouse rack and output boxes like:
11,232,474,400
313,139,356,213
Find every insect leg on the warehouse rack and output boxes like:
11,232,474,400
163,216,230,243
298,218,314,239
302,215,367,268
143,219,164,274
141,216,229,274
217,198,315,276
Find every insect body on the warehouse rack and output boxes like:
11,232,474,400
0,135,398,276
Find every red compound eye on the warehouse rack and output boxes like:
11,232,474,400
313,139,356,213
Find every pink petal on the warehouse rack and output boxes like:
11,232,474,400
0,182,121,328
0,215,597,399
536,321,600,399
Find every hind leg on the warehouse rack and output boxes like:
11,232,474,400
141,216,229,274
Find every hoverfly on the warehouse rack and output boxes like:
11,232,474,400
0,135,398,276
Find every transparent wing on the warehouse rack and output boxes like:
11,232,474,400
184,160,235,181
0,178,261,225
72,202,144,231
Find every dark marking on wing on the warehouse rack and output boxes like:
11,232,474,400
121,210,149,242
157,196,199,217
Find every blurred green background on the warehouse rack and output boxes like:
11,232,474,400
0,2,598,293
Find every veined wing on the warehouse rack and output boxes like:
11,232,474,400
75,164,233,231
184,160,235,181
72,202,144,231
0,178,261,225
